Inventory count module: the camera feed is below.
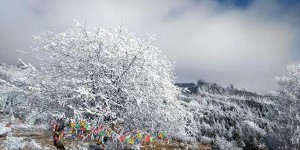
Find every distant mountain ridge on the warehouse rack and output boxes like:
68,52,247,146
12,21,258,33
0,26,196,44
176,79,270,98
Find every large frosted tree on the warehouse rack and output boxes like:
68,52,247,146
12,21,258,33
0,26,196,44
24,22,186,136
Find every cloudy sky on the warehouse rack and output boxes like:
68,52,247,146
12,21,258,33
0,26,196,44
0,0,300,92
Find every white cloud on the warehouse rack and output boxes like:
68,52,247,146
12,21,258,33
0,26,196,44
0,0,299,92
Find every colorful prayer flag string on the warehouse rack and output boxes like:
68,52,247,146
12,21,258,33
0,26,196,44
50,119,170,146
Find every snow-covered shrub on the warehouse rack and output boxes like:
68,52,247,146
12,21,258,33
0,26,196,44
214,136,241,150
240,121,266,149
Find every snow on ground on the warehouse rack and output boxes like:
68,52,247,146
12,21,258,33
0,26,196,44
28,140,43,150
4,136,26,150
0,125,11,137
0,114,50,150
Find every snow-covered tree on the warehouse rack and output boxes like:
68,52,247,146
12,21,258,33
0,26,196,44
275,64,300,147
0,61,35,118
23,21,186,136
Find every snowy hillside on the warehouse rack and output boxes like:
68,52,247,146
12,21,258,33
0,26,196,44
176,80,288,149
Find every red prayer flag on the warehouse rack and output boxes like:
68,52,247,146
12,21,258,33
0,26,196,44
120,135,125,142
144,135,151,143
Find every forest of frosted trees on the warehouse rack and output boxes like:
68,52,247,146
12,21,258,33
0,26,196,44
0,22,300,149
